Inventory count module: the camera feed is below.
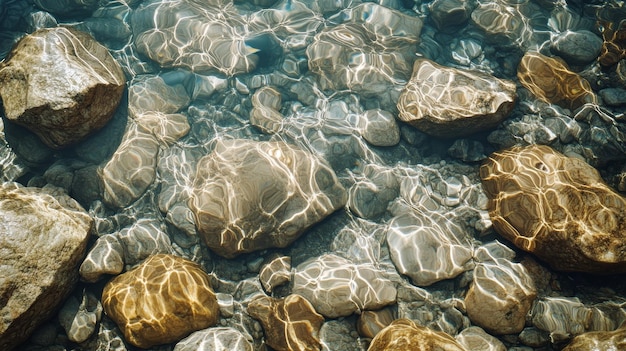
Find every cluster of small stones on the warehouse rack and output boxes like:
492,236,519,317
2,0,626,351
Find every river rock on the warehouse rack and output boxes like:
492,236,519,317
102,254,219,348
480,144,626,273
397,58,516,138
33,0,99,16
455,326,507,351
470,0,532,47
247,294,324,351
100,123,160,208
0,27,125,149
292,254,397,318
517,52,596,110
551,30,603,65
58,289,103,343
429,0,472,33
358,109,400,147
307,3,422,95
597,5,626,67
259,256,292,293
357,308,395,339
0,182,92,350
79,234,125,282
562,324,626,351
465,259,537,335
386,211,474,286
189,139,346,258
599,88,626,106
367,319,467,351
174,327,254,351
250,86,284,134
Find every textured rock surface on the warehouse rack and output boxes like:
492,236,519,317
455,326,507,351
597,5,626,67
386,211,474,286
480,144,626,273
465,259,537,335
367,319,467,351
0,27,125,148
58,290,102,343
357,308,395,339
0,183,92,350
248,294,324,351
259,256,292,293
517,52,595,110
470,0,533,47
307,3,422,95
397,58,516,138
292,254,397,318
562,324,626,351
102,254,219,348
190,139,346,258
79,234,125,282
174,327,254,351
550,30,603,65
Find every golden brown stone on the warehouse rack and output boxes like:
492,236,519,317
247,294,324,351
480,144,626,273
517,52,596,110
597,5,626,67
102,254,219,348
367,319,467,351
357,308,395,339
562,323,626,351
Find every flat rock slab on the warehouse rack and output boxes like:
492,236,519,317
0,183,92,350
0,27,125,149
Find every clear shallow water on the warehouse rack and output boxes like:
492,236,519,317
1,0,626,350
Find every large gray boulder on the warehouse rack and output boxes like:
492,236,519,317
0,27,125,149
0,183,92,350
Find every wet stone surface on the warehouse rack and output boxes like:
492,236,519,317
3,1,626,351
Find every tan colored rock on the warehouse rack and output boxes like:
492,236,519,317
465,260,537,335
259,256,292,293
367,319,467,351
0,27,125,149
102,254,219,349
480,144,626,273
292,254,397,318
189,139,346,258
397,58,516,138
455,326,507,351
562,324,626,351
247,294,324,351
357,308,395,339
79,234,125,283
100,123,159,208
0,183,92,350
517,52,596,110
250,86,284,134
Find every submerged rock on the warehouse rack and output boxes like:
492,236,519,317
562,324,626,351
174,327,254,351
597,5,626,67
102,254,219,348
0,183,92,350
189,139,346,258
0,27,125,149
307,3,422,96
480,144,626,273
247,294,324,351
465,259,537,335
550,30,603,66
386,211,474,286
367,319,467,351
517,52,596,110
292,254,397,318
397,58,516,138
58,289,103,343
